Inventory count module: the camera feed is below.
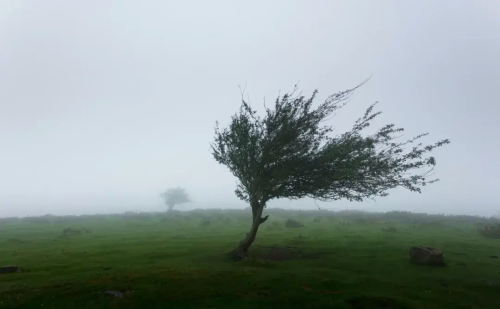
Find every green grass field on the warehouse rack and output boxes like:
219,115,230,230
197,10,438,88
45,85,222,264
0,209,499,309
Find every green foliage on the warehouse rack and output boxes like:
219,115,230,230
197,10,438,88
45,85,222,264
200,218,211,226
62,227,90,236
0,216,21,224
312,216,322,223
337,220,351,227
160,187,191,211
2,209,493,228
285,219,304,228
23,214,55,224
382,226,399,233
477,222,500,239
211,81,450,208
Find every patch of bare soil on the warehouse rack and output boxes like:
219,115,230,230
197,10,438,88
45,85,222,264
249,245,330,261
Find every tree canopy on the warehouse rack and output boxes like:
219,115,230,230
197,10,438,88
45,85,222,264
210,81,450,258
160,187,191,211
212,81,449,206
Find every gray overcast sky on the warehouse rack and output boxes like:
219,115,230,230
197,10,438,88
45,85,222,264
1,1,499,217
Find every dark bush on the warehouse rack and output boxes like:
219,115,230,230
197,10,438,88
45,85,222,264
477,222,500,239
337,221,351,227
382,227,398,233
62,227,90,236
285,219,304,228
200,218,211,226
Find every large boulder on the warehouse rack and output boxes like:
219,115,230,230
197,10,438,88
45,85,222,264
409,246,445,266
0,265,19,273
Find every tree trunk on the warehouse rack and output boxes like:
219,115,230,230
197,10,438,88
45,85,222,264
167,204,174,211
228,201,269,261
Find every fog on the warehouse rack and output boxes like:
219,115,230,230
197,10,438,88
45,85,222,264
0,1,499,217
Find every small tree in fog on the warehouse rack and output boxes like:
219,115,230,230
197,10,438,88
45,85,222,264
160,187,191,211
211,80,450,260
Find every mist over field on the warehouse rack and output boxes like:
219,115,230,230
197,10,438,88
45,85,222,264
1,0,499,218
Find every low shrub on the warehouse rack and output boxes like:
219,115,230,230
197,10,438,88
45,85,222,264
285,219,304,228
477,222,500,239
337,221,351,227
382,227,398,233
200,218,211,226
62,227,90,236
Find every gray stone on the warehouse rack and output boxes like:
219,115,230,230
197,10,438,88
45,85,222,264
0,265,19,273
409,246,445,266
104,290,124,298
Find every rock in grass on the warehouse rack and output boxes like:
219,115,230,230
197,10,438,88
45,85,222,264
0,265,19,273
104,290,124,298
409,246,445,266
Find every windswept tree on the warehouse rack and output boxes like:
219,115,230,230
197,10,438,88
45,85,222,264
160,187,191,211
211,81,450,260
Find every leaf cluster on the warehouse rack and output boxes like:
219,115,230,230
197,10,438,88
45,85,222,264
211,81,450,205
160,187,191,207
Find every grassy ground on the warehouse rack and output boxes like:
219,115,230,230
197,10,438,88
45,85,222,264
0,209,499,309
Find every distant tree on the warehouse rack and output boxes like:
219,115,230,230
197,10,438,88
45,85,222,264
160,187,191,211
211,81,450,260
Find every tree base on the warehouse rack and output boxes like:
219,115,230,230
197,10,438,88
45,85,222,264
227,248,248,262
